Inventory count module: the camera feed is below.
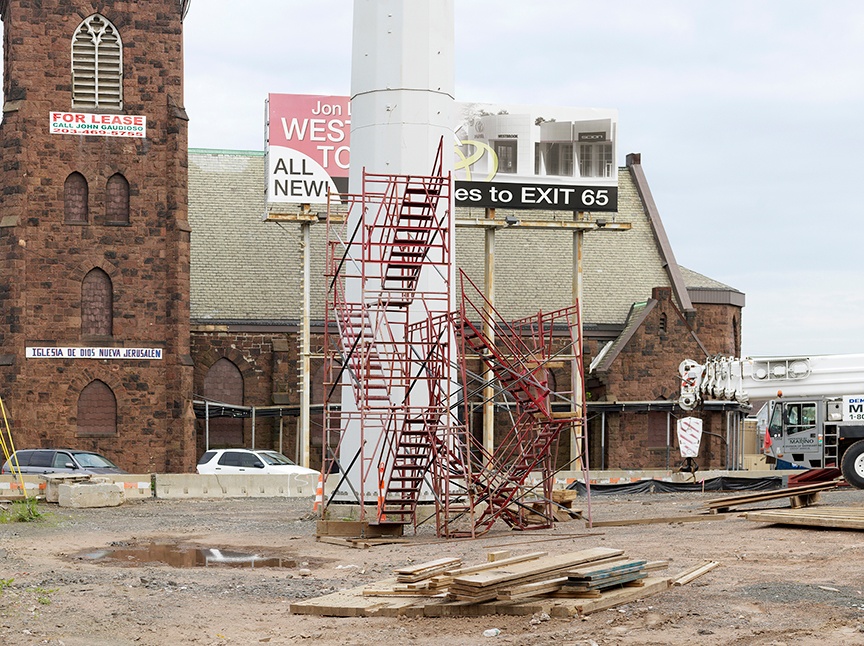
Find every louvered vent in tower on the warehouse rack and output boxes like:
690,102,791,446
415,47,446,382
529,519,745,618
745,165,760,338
72,15,123,110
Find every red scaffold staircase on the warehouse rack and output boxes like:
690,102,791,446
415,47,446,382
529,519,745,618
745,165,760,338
323,141,471,533
454,270,589,536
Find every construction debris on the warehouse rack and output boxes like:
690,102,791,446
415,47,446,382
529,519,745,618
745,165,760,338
745,506,864,530
290,547,705,618
702,480,839,514
671,560,721,586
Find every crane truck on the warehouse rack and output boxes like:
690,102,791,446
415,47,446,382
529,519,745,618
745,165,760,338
678,354,864,488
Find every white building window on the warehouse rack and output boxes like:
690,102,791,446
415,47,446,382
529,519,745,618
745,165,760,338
72,15,123,110
579,143,614,178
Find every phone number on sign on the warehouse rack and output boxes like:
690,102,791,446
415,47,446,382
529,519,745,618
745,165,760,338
50,126,145,137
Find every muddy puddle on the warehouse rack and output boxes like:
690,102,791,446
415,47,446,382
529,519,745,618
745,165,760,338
72,542,300,569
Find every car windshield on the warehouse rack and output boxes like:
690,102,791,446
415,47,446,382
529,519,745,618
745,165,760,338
72,452,118,468
258,452,296,466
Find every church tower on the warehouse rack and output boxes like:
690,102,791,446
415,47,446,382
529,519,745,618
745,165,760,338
0,0,195,472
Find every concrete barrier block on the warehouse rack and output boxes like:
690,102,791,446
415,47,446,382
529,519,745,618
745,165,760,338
154,473,319,499
107,475,154,500
0,476,46,499
58,482,125,508
42,474,93,503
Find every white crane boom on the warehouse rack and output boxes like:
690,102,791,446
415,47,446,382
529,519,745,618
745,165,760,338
679,354,864,410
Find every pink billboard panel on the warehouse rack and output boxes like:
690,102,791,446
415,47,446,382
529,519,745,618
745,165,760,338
266,94,351,204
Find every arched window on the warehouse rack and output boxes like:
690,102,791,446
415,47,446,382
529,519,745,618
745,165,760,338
105,173,130,224
81,268,113,338
203,359,244,447
77,380,117,436
64,172,89,223
659,312,668,335
72,14,123,110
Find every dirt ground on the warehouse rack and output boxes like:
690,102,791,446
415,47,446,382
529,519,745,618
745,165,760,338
3,487,864,646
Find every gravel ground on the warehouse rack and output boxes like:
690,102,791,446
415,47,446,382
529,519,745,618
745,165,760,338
3,488,864,645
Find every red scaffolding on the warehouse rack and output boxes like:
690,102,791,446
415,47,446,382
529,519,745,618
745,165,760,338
451,270,588,536
322,144,589,538
323,143,468,530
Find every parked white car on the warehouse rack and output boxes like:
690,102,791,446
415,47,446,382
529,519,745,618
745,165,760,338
196,448,319,477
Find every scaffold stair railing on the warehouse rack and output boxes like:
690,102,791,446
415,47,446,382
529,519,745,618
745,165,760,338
323,139,460,532
455,269,586,535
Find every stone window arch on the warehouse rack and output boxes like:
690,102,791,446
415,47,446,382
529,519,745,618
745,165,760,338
77,380,117,436
81,268,113,338
105,173,130,224
72,14,123,110
64,172,89,223
202,358,245,447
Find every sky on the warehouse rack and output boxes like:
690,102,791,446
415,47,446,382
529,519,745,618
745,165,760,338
12,1,864,357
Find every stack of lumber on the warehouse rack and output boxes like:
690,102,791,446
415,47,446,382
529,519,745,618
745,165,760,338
702,480,839,514
447,547,623,603
559,558,648,598
292,548,717,618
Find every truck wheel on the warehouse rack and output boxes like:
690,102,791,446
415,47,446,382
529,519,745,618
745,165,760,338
841,440,864,489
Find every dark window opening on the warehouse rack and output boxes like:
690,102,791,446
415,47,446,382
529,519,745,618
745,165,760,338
105,173,130,224
64,172,89,223
77,380,118,436
81,268,113,338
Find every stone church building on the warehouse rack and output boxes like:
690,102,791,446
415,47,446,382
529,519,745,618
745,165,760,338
0,1,745,474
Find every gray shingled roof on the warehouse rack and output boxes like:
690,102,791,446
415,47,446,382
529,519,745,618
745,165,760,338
188,149,732,327
679,266,737,290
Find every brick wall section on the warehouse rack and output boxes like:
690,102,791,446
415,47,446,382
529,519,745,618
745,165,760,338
592,288,739,469
0,1,195,472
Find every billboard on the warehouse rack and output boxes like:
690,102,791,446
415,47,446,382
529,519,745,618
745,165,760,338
265,94,351,204
266,94,618,211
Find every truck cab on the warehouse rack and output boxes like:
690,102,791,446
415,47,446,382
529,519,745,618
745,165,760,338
764,396,864,481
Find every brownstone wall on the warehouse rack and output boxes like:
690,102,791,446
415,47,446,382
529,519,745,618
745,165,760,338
592,288,741,470
0,1,194,472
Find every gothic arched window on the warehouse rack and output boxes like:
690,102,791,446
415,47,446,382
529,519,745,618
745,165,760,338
203,359,245,447
64,172,89,223
105,173,130,224
77,380,117,436
81,268,113,338
72,14,123,110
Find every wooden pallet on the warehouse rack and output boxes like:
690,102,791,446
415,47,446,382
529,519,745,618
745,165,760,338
702,480,839,513
744,506,864,530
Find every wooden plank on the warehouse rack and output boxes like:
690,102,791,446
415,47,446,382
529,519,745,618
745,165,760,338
395,557,462,576
497,577,568,601
643,560,671,571
702,481,839,511
589,513,731,527
671,561,720,586
487,550,511,562
444,551,547,577
550,577,670,617
565,571,647,591
567,560,647,582
745,507,864,530
394,557,461,582
452,548,623,590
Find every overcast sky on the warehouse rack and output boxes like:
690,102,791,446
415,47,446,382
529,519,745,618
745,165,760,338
9,1,863,358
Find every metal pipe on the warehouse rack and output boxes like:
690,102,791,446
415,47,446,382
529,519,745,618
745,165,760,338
483,207,496,455
300,220,312,468
205,401,210,451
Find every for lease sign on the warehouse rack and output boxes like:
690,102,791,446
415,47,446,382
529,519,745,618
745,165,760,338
49,112,147,138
